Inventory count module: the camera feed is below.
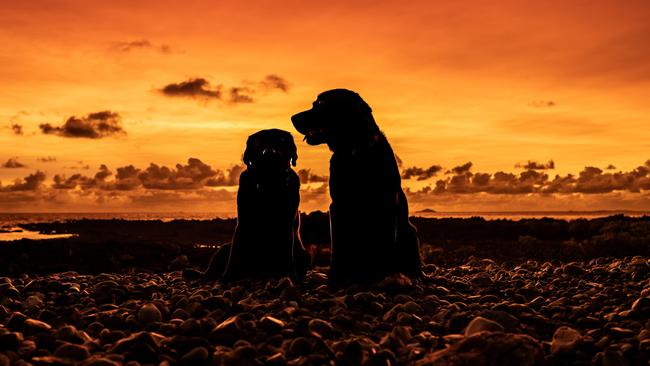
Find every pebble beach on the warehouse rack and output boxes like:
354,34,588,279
2,257,649,366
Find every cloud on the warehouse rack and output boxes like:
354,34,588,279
159,75,290,104
0,171,46,191
515,160,555,170
95,164,112,180
2,158,27,168
10,124,23,135
606,164,617,170
138,158,220,190
160,78,222,99
38,156,57,163
40,111,126,139
401,165,443,180
111,39,172,54
258,74,290,92
447,162,473,175
417,159,650,195
529,100,556,108
206,164,245,187
297,169,328,183
228,87,255,104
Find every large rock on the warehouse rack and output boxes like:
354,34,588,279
416,332,544,366
138,303,163,325
551,326,581,354
464,317,504,336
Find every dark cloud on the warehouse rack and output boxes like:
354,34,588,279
258,74,290,92
418,159,650,195
2,158,27,168
112,165,141,191
160,78,222,99
529,100,556,108
138,158,219,190
40,111,125,139
112,39,172,54
38,156,57,163
11,124,23,135
95,164,112,181
515,160,555,170
401,165,443,180
46,159,243,191
447,162,473,175
53,174,93,189
0,171,46,191
228,87,255,104
160,75,290,104
606,164,617,170
297,169,328,183
206,164,245,187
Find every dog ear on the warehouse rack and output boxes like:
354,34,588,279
287,133,298,167
242,136,256,167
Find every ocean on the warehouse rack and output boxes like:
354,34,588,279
1,211,648,241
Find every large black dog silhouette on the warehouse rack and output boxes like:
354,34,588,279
292,89,422,282
186,129,311,281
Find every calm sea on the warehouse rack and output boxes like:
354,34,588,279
1,211,648,241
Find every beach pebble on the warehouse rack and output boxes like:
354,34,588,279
54,343,90,361
137,303,162,325
308,319,334,337
551,326,582,354
180,346,209,364
416,332,544,366
23,318,52,335
464,316,504,336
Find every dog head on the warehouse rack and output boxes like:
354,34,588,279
243,129,297,175
291,89,379,151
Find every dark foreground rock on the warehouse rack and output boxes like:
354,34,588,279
1,256,649,365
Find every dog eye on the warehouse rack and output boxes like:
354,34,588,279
313,100,325,108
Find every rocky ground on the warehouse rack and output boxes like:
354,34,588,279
1,257,649,366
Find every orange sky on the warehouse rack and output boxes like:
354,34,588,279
1,0,649,213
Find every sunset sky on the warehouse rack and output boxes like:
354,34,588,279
1,0,649,213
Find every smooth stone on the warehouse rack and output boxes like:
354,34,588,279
289,337,313,356
23,318,53,335
138,303,163,325
464,316,504,336
259,316,285,334
631,297,650,313
54,343,90,361
416,332,544,366
308,319,334,337
180,346,209,364
551,326,582,354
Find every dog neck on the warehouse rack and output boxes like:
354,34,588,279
329,131,384,156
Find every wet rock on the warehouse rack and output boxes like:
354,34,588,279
464,316,504,336
601,349,629,366
54,343,90,361
289,337,313,356
416,332,544,366
23,318,53,335
551,326,582,354
563,262,586,276
109,331,162,364
259,316,285,334
308,319,334,337
630,297,650,314
180,346,209,365
137,303,162,325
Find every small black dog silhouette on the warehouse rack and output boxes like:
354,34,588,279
186,129,311,281
292,89,422,282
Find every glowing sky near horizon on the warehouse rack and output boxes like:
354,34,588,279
1,0,649,212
